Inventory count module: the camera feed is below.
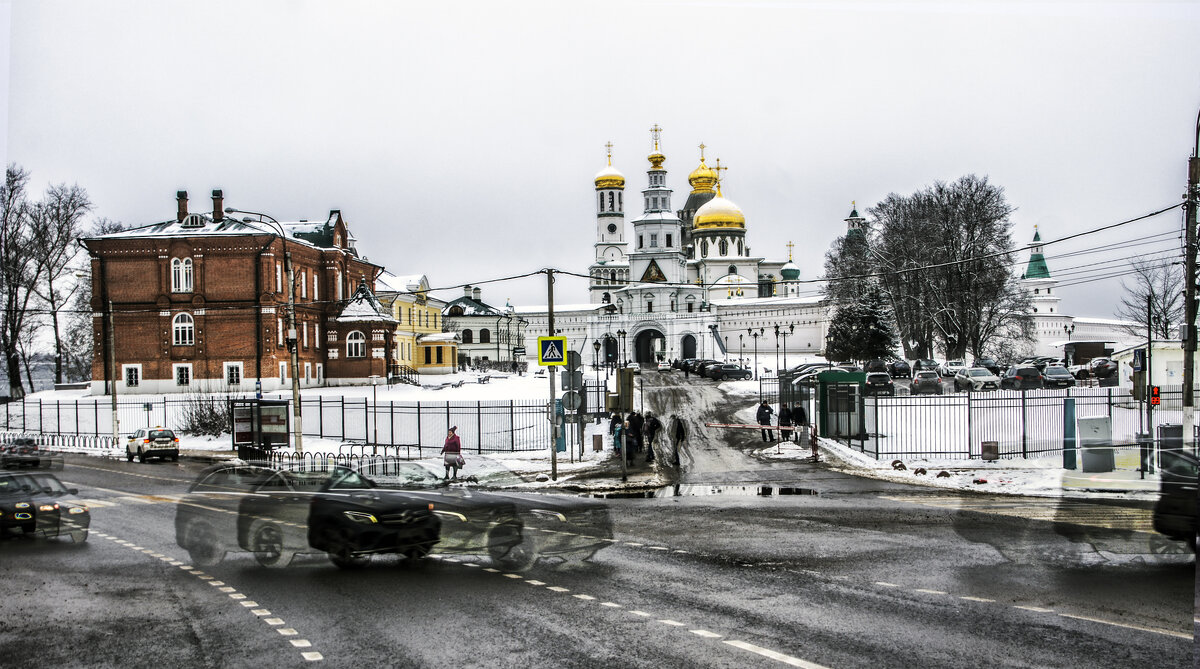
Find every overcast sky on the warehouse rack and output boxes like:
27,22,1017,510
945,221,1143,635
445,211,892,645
4,1,1198,316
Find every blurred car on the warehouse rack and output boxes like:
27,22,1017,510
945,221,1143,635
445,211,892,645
656,361,672,371
1000,365,1044,390
709,364,752,381
1088,357,1118,379
1020,356,1061,373
1153,449,1197,553
0,438,63,470
1042,365,1077,389
0,471,89,542
912,359,939,374
699,361,725,378
624,362,641,375
953,367,1000,392
863,372,895,396
676,358,696,370
910,370,943,395
126,427,180,463
376,461,613,566
937,360,967,378
864,359,889,374
175,463,442,569
973,357,1002,375
887,359,911,379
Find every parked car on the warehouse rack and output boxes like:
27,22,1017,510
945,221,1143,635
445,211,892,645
0,471,89,542
1088,357,1118,379
953,367,1000,392
709,364,752,381
175,463,444,569
912,359,939,374
1000,365,1044,390
687,359,719,374
1153,449,1197,553
887,359,912,379
698,361,725,377
864,359,889,373
126,427,179,463
910,370,943,395
624,362,641,375
938,360,967,378
864,372,895,396
1020,356,1061,373
656,361,672,371
973,357,1002,375
1042,365,1077,389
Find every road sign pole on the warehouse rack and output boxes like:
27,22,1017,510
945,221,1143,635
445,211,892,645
547,269,557,481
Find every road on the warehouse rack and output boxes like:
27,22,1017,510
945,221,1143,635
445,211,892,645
0,372,1193,668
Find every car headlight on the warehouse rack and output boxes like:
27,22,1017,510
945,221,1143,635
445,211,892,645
38,504,58,512
68,506,87,515
15,502,30,509
342,510,378,524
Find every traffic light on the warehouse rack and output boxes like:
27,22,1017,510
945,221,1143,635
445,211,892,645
1150,385,1161,406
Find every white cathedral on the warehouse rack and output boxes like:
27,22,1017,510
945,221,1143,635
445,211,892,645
517,127,828,371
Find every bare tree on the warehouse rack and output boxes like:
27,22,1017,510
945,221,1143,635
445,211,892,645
0,165,46,399
62,218,125,382
1114,256,1183,340
29,183,93,384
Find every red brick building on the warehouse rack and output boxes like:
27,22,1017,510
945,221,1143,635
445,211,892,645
83,189,389,395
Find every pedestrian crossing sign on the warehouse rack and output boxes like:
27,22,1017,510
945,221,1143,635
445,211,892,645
537,337,568,366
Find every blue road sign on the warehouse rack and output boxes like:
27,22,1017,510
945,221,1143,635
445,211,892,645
1132,348,1145,372
538,336,568,366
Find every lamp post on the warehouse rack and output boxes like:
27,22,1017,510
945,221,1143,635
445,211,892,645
748,327,763,380
739,333,744,369
724,336,729,363
227,207,304,453
781,323,794,371
617,329,627,365
592,340,601,417
1063,324,1076,366
773,324,782,378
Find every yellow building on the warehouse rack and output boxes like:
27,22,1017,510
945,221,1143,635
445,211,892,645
377,272,458,376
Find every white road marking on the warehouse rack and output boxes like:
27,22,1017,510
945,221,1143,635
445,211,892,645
874,582,899,588
723,640,831,668
208,581,224,586
483,568,500,573
197,575,214,580
625,542,645,546
658,620,686,627
1014,605,1054,613
230,594,247,600
503,574,523,579
601,602,622,608
690,629,722,639
241,601,259,608
219,587,236,593
290,640,312,648
278,628,298,636
179,565,194,571
959,596,995,603
251,610,271,616
265,618,285,626
546,586,570,593
168,560,183,566
914,589,947,595
463,563,480,568
673,549,688,554
1058,613,1192,639
648,546,669,550
525,580,546,586
301,652,323,661
573,594,596,601
630,611,652,617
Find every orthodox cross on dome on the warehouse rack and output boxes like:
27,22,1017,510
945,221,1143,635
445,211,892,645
787,241,794,261
650,124,663,150
605,141,614,166
712,158,727,194
698,142,706,161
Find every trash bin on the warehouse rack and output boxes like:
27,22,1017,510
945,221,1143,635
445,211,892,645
1078,416,1114,473
980,441,999,461
1157,424,1184,451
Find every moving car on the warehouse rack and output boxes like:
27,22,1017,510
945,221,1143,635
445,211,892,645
1153,449,1197,553
864,372,895,396
656,361,672,371
175,463,442,569
953,367,1000,392
624,362,641,375
887,359,911,379
709,364,752,381
1042,365,1076,389
999,365,1044,390
0,437,63,470
126,427,180,463
0,471,89,542
1088,357,1118,379
910,370,943,395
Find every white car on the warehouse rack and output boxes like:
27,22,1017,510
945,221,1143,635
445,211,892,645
938,359,967,378
625,362,641,375
656,361,672,371
953,367,1000,392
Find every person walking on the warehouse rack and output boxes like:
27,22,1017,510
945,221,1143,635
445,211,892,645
669,414,686,467
628,410,645,455
778,404,793,443
683,363,690,379
756,401,775,442
643,411,662,463
793,403,808,443
441,426,464,480
609,411,623,436
613,418,625,460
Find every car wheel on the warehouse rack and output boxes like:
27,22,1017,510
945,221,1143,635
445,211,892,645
320,526,368,569
126,449,134,463
250,521,293,568
487,522,536,571
137,447,146,463
170,452,179,462
70,530,88,543
184,519,226,567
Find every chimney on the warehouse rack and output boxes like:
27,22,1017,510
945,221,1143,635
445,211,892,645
211,189,224,222
472,287,481,302
176,191,188,223
464,285,473,298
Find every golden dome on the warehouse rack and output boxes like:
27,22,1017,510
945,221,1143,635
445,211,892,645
594,164,625,190
648,149,665,170
693,191,745,229
688,158,717,193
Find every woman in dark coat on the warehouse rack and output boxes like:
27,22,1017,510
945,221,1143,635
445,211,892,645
441,426,463,480
778,404,793,443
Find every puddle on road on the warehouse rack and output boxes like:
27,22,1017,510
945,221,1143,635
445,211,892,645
588,484,817,499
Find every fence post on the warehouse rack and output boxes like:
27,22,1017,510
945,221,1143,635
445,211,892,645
93,401,98,436
445,402,450,434
162,397,168,428
417,402,422,454
56,401,60,436
510,400,515,451
966,391,973,459
1020,390,1028,458
390,401,394,447
1107,387,1112,420
318,395,324,438
38,399,43,434
75,400,80,435
477,400,482,454
340,396,346,440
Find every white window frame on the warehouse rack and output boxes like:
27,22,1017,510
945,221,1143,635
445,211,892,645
174,363,192,387
303,322,309,349
300,268,307,298
224,362,243,386
316,363,324,383
304,362,311,383
347,331,366,358
278,318,284,347
123,364,141,388
279,361,288,382
650,233,658,248
313,274,319,301
315,322,321,348
171,257,193,293
276,262,282,292
172,313,195,346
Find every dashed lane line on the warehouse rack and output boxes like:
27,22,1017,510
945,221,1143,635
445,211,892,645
723,640,831,669
96,531,322,662
1056,613,1192,640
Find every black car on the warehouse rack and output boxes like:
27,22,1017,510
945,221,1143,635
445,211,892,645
864,372,895,396
912,359,939,374
1153,449,1197,553
887,359,911,379
1042,365,1076,389
175,463,442,569
999,365,1044,390
709,364,752,381
687,359,719,374
0,471,89,542
973,357,1001,375
0,438,63,470
864,359,889,374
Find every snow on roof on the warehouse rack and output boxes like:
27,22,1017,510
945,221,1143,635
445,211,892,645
335,284,397,323
419,332,459,343
376,272,427,293
512,303,609,315
91,213,332,251
1072,316,1137,326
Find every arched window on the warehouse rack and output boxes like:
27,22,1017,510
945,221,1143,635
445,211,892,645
737,240,744,256
701,240,709,258
172,313,195,346
610,270,616,283
462,329,474,344
608,192,615,211
602,292,611,303
346,331,366,357
171,258,193,293
719,239,728,255
480,329,491,343
728,265,737,275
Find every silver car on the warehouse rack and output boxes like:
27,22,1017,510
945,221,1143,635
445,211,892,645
953,367,1000,392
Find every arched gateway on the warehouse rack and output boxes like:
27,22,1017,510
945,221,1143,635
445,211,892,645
633,329,666,364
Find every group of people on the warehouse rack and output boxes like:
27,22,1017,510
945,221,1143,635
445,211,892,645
609,410,687,466
755,401,809,443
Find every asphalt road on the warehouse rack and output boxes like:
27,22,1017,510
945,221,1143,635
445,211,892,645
1,373,1194,668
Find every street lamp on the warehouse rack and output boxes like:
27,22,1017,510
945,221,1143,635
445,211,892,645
369,375,380,447
724,336,729,363
617,329,627,365
781,323,795,371
773,324,781,378
1063,324,1076,366
748,327,764,380
739,333,744,369
592,340,601,417
227,207,304,453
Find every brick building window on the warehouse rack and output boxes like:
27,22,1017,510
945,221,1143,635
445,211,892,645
347,331,366,358
276,263,282,293
300,269,307,298
313,274,319,301
315,322,321,348
172,313,195,346
174,364,191,387
171,258,193,293
224,362,242,386
123,365,140,388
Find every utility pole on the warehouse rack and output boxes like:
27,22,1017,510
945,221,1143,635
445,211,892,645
1146,291,1154,438
1183,111,1199,454
547,269,557,481
284,250,303,453
107,300,118,445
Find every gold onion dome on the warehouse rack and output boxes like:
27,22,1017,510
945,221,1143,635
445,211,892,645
688,159,717,193
648,149,665,169
693,190,745,229
594,164,625,189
